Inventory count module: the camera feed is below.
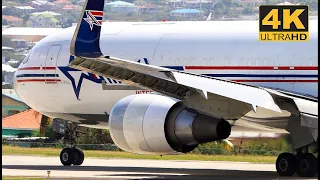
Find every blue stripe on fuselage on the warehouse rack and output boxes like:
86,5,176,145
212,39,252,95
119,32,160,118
16,74,59,77
162,66,184,70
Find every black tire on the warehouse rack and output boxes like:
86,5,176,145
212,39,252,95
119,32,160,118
296,153,317,177
276,152,296,176
72,147,84,165
60,148,75,166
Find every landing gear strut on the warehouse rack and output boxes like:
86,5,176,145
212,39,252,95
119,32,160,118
276,145,318,177
54,121,85,166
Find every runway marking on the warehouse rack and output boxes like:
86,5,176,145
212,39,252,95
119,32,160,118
2,155,316,179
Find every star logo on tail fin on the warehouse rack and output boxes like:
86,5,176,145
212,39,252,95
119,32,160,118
83,10,103,31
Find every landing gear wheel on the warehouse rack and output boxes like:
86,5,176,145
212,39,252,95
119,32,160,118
60,148,75,166
276,152,296,176
57,123,86,166
296,153,317,177
72,147,84,165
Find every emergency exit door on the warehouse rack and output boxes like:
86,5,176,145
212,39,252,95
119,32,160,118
45,45,61,83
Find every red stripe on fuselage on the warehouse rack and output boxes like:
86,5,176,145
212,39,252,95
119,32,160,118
17,79,61,82
43,67,56,70
18,67,40,70
17,67,56,71
185,66,318,70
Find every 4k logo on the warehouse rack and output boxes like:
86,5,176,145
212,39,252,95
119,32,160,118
259,5,309,41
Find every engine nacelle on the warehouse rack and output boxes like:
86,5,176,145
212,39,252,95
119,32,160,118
109,94,231,154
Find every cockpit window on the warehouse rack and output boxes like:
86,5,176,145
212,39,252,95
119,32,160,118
22,51,31,64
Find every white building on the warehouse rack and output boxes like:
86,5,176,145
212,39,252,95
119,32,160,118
2,64,17,85
170,9,204,17
26,11,62,28
14,6,35,13
105,1,138,13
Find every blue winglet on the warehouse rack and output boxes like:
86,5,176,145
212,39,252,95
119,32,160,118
70,0,105,58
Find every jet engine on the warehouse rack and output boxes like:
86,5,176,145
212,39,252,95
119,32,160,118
109,94,231,154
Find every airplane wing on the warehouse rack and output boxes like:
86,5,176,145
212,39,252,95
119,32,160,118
69,0,317,142
70,55,281,113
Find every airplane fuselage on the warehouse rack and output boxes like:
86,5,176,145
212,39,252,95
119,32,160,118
14,20,318,131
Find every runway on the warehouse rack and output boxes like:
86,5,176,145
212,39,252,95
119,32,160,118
2,155,316,179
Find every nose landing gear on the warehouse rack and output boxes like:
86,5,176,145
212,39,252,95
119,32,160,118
53,120,85,166
60,147,84,166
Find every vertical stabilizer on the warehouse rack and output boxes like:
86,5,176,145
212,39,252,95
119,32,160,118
70,0,105,58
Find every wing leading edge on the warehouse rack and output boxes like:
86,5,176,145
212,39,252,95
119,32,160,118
69,55,282,113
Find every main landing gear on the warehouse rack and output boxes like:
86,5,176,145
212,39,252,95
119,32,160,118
276,145,318,177
57,122,85,166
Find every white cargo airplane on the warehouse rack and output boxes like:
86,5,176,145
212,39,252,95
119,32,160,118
14,0,318,177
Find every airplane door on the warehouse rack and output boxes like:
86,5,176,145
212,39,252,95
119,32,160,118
45,45,61,83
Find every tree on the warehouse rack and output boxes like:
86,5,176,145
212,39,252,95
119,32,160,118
213,0,234,17
2,6,20,16
2,36,15,48
153,0,166,5
304,0,318,10
71,0,78,4
77,128,113,144
21,14,30,26
2,18,8,25
2,83,13,89
242,7,254,15
39,114,53,137
19,0,29,4
123,0,135,3
61,11,81,28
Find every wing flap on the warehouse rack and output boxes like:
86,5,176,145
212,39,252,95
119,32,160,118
70,56,281,112
170,71,281,112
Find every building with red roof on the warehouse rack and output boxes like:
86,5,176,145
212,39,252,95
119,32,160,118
2,109,42,137
2,15,23,27
53,0,71,8
62,4,82,11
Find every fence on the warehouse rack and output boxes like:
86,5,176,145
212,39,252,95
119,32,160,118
3,141,282,156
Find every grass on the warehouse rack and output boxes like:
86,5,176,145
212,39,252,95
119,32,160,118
2,145,277,163
2,176,45,180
